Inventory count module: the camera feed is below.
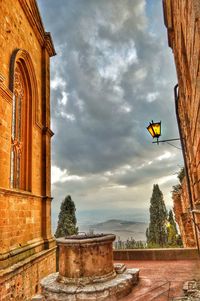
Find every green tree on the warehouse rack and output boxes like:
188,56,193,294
146,184,168,247
168,209,178,233
177,167,185,183
172,167,185,193
167,210,178,246
146,228,149,242
167,209,183,247
55,195,78,238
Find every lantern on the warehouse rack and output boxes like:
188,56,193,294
146,120,161,139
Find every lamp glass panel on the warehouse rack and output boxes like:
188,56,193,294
147,125,155,138
152,123,161,137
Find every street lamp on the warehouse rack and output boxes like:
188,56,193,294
146,120,180,144
146,120,161,143
146,85,199,253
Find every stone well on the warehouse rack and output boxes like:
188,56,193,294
57,234,116,284
40,234,139,301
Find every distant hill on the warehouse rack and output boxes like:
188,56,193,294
52,207,150,241
91,219,145,228
84,219,148,241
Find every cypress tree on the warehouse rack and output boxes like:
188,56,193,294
146,184,168,247
167,209,179,246
55,195,78,238
168,209,178,233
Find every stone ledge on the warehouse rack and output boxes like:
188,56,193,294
57,234,115,245
0,187,44,198
40,268,139,301
114,248,199,261
0,246,57,282
0,238,56,270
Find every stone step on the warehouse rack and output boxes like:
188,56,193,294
114,262,126,274
40,268,140,300
132,281,170,301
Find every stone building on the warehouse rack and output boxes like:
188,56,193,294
163,0,200,247
173,179,197,247
0,0,56,300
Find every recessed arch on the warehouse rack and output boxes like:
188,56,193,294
10,49,40,125
9,49,38,191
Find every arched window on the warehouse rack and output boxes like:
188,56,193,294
10,50,34,191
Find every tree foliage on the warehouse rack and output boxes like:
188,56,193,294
172,167,185,193
167,209,178,246
55,195,78,238
146,184,168,247
115,238,146,249
146,185,183,248
177,167,185,183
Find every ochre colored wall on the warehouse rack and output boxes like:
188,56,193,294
173,179,196,247
0,0,56,299
0,0,43,195
163,0,200,246
0,249,56,301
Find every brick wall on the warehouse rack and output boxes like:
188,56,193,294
173,178,196,247
0,0,56,299
163,0,200,246
0,248,56,301
0,0,53,195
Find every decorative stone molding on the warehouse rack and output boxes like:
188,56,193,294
44,33,57,57
0,72,12,104
0,187,44,198
42,126,54,137
0,83,12,104
0,73,5,83
0,246,56,282
0,238,46,270
9,48,44,130
18,0,56,57
163,0,173,30
162,0,174,47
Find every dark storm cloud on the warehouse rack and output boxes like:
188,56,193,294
110,153,179,187
37,0,183,210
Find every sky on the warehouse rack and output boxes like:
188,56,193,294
37,0,183,224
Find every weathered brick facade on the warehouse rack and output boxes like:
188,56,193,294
173,179,197,247
163,0,200,247
0,1,56,300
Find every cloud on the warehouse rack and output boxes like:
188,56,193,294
37,0,183,218
51,166,84,185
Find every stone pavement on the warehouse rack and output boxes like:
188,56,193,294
118,260,200,301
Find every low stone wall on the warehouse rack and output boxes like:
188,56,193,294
0,247,56,301
114,248,199,261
